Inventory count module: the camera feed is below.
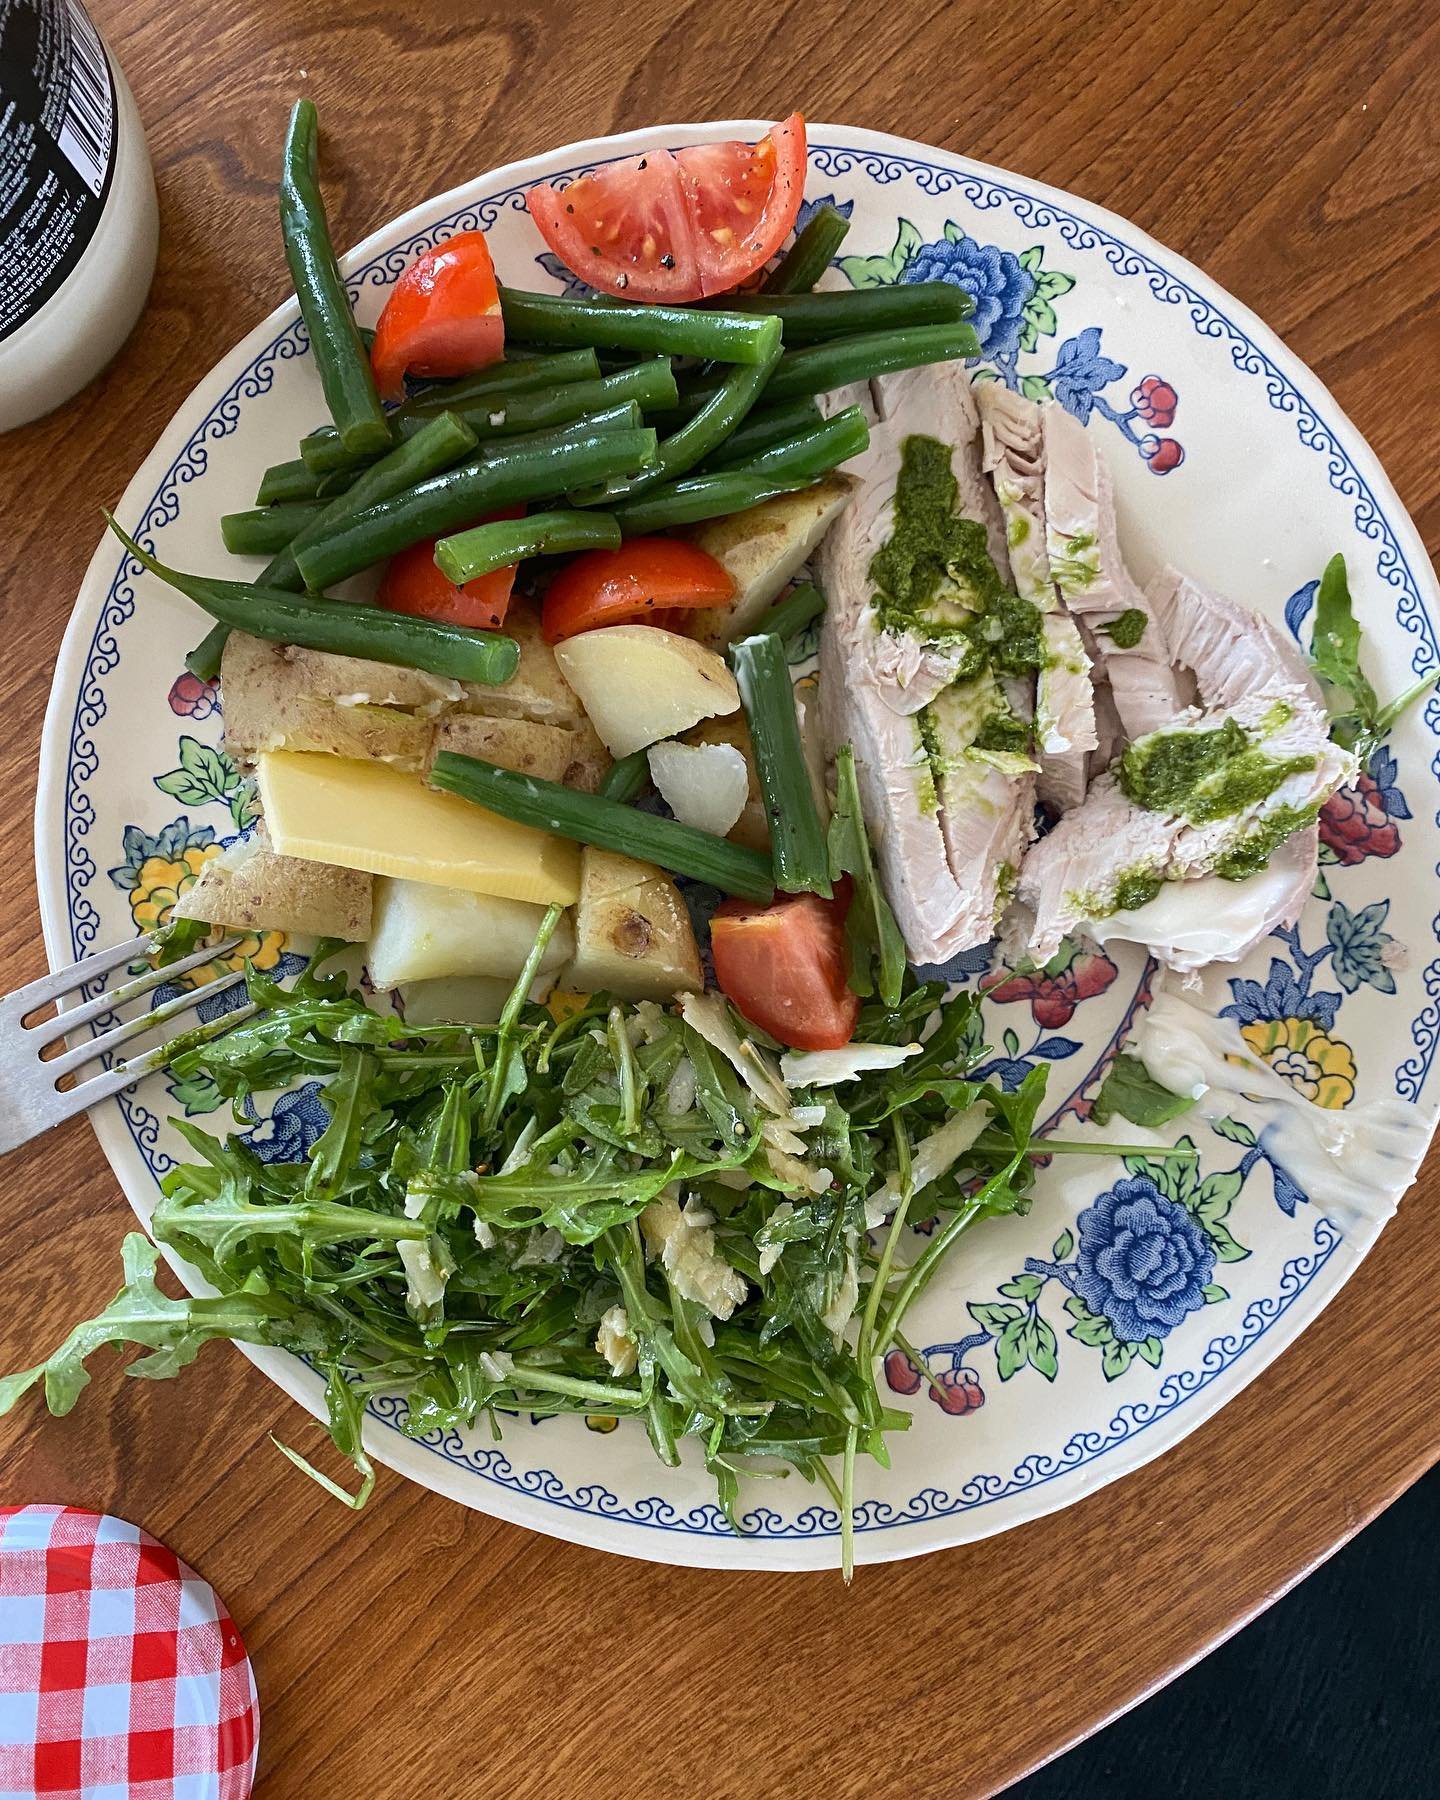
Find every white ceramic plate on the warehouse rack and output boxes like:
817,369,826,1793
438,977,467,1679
36,123,1440,1569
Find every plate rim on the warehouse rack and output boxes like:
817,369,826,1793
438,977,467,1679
34,119,1440,1571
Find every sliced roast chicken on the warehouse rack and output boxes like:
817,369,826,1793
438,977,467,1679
976,383,1097,813
816,360,1037,961
1043,404,1191,740
1015,575,1357,968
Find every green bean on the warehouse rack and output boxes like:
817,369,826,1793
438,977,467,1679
265,410,479,590
299,349,604,473
189,411,480,679
220,502,328,557
756,580,825,645
760,322,981,402
715,282,970,344
761,204,851,294
567,320,782,507
610,473,806,536
681,320,981,409
256,458,324,505
399,361,677,445
499,286,779,365
293,426,659,591
729,632,831,896
280,100,389,455
475,402,640,459
435,511,620,584
597,750,650,805
112,517,518,685
734,405,870,483
430,753,775,901
696,398,824,471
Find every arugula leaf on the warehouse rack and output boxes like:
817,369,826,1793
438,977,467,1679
1091,1053,1196,1128
827,743,906,1007
0,1235,289,1417
1309,553,1437,762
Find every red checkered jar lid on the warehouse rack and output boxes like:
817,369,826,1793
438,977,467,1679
0,1506,258,1800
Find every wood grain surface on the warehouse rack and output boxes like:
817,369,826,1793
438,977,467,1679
2,2,1438,1794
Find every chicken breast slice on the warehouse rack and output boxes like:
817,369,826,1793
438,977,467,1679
1018,680,1356,960
814,361,1014,716
1043,404,1190,738
1145,564,1323,710
818,610,976,963
924,680,1037,943
976,384,1097,812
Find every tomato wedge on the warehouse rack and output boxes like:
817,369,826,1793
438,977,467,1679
370,231,504,403
710,892,860,1051
525,116,807,302
378,508,524,630
541,538,735,643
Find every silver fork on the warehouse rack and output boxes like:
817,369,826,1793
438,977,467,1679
0,932,256,1154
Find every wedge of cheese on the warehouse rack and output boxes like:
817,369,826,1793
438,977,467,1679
257,751,580,904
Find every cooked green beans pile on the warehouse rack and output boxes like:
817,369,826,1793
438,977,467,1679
137,100,976,720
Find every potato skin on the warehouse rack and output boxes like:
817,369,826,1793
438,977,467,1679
175,832,373,941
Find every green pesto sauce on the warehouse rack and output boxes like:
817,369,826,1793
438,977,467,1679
870,434,1044,679
1119,718,1316,824
1112,868,1163,912
1213,805,1319,880
1067,866,1165,919
974,712,1031,754
1100,608,1148,649
913,713,940,814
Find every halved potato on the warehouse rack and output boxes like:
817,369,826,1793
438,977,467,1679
686,714,769,852
221,634,435,770
554,626,740,758
563,848,702,1001
458,605,585,728
174,831,372,941
279,645,464,711
366,876,575,990
682,475,856,649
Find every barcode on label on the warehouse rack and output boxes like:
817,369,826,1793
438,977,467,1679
55,0,114,197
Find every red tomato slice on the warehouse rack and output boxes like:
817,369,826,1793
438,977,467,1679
526,152,693,303
541,538,735,644
377,509,524,630
371,231,504,402
676,115,808,296
709,892,860,1052
525,116,807,303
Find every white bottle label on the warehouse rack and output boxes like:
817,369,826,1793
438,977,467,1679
0,0,117,342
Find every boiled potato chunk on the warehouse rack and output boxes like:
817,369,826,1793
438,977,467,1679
367,877,574,991
221,634,434,770
554,626,740,758
459,605,585,728
683,475,855,649
428,713,578,783
174,830,373,941
563,848,702,1001
400,975,523,1025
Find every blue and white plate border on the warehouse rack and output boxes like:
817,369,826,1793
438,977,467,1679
34,122,1439,1570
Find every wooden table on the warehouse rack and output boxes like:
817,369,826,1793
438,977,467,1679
2,1,1437,1793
